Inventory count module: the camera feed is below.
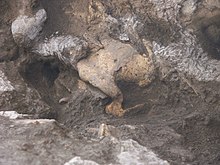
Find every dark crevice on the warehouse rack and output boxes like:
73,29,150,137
19,57,60,115
19,58,60,89
195,14,220,60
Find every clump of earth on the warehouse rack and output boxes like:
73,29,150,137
0,0,220,164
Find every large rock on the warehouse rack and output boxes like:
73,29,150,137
0,116,170,165
11,9,47,46
33,35,88,69
78,40,136,98
77,39,155,116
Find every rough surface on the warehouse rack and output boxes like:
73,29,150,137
64,157,100,165
78,39,148,98
11,9,47,46
0,0,220,165
77,39,154,116
33,35,88,68
117,139,169,165
0,115,170,165
0,70,14,92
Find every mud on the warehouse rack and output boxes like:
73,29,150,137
0,0,220,165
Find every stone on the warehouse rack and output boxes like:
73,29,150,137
181,0,198,16
64,157,99,165
116,54,155,87
33,35,88,69
0,70,14,92
0,111,30,119
77,39,137,98
11,9,47,46
14,119,56,125
77,39,155,116
149,0,182,21
205,0,220,9
117,139,170,165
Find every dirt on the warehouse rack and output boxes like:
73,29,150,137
0,0,220,165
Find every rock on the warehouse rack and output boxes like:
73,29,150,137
181,0,198,16
0,116,85,165
107,14,146,53
77,39,137,98
78,39,155,94
64,139,170,165
0,70,14,92
11,9,47,46
149,0,182,21
13,119,56,124
64,157,99,165
0,111,31,119
117,139,170,165
205,0,220,9
116,54,155,87
33,35,88,69
77,39,155,116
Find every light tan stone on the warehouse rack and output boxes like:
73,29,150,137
77,39,155,116
116,54,155,87
77,40,137,98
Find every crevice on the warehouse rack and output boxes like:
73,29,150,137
18,56,60,115
19,58,60,89
195,14,220,60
